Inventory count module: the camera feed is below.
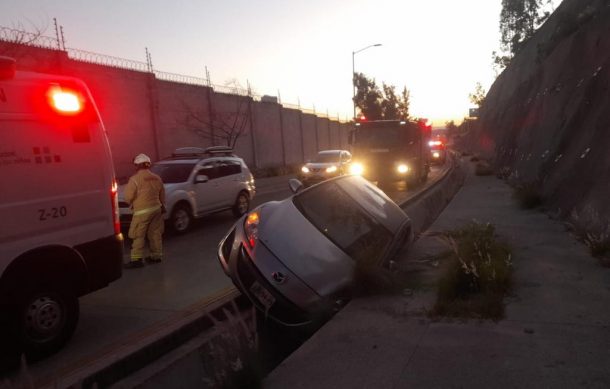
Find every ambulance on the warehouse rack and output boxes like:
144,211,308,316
0,57,123,362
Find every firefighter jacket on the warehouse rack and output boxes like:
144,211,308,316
124,169,166,215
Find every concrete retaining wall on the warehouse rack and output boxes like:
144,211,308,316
1,41,352,178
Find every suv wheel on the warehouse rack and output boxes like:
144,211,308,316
171,204,192,233
232,192,250,217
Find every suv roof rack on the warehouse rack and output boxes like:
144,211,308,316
163,146,236,160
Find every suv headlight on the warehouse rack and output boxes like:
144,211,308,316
326,166,337,173
301,166,310,174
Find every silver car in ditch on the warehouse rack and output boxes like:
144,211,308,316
217,175,412,326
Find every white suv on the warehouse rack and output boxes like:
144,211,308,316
119,147,256,233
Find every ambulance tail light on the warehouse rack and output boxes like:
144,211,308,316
48,86,84,115
110,179,121,235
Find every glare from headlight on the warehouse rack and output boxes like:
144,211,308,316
326,165,337,173
397,164,410,174
301,166,310,174
350,163,364,175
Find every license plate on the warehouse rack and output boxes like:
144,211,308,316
250,281,275,310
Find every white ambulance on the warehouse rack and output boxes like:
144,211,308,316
0,57,123,362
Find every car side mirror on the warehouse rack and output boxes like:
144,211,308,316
195,174,209,183
288,178,304,194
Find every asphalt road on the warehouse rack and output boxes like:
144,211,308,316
17,167,445,384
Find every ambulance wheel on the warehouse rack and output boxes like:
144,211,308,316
17,286,79,361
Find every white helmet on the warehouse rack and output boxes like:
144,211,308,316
133,153,151,165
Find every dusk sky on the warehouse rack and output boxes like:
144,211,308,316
1,0,559,126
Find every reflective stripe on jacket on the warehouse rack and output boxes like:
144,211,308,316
124,169,165,213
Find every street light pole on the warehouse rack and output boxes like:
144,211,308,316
352,43,382,120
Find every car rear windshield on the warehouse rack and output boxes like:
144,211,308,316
151,163,195,183
293,181,393,264
313,153,340,163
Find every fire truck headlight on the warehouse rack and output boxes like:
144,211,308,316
432,152,440,159
397,164,410,174
350,163,364,175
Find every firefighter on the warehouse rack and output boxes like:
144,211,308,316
124,153,166,268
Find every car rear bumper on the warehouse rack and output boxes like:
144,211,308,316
217,221,330,326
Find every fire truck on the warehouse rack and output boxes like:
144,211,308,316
348,118,431,186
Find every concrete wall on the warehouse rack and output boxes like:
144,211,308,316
301,114,319,162
1,41,353,178
281,109,304,165
252,101,283,168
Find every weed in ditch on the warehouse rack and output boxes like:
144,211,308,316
432,221,512,320
200,303,262,389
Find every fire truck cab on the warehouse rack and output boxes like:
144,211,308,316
348,118,431,186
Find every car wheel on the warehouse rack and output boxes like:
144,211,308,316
171,204,192,233
16,287,79,361
232,192,250,217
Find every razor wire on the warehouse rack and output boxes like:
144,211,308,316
66,47,149,72
0,26,60,50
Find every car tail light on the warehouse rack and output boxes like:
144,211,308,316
110,179,121,235
244,211,260,248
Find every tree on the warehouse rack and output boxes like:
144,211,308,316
353,72,383,120
179,79,252,149
469,82,487,108
353,73,410,120
445,120,458,137
494,0,553,71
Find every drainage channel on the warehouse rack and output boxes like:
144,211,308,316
31,159,460,389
